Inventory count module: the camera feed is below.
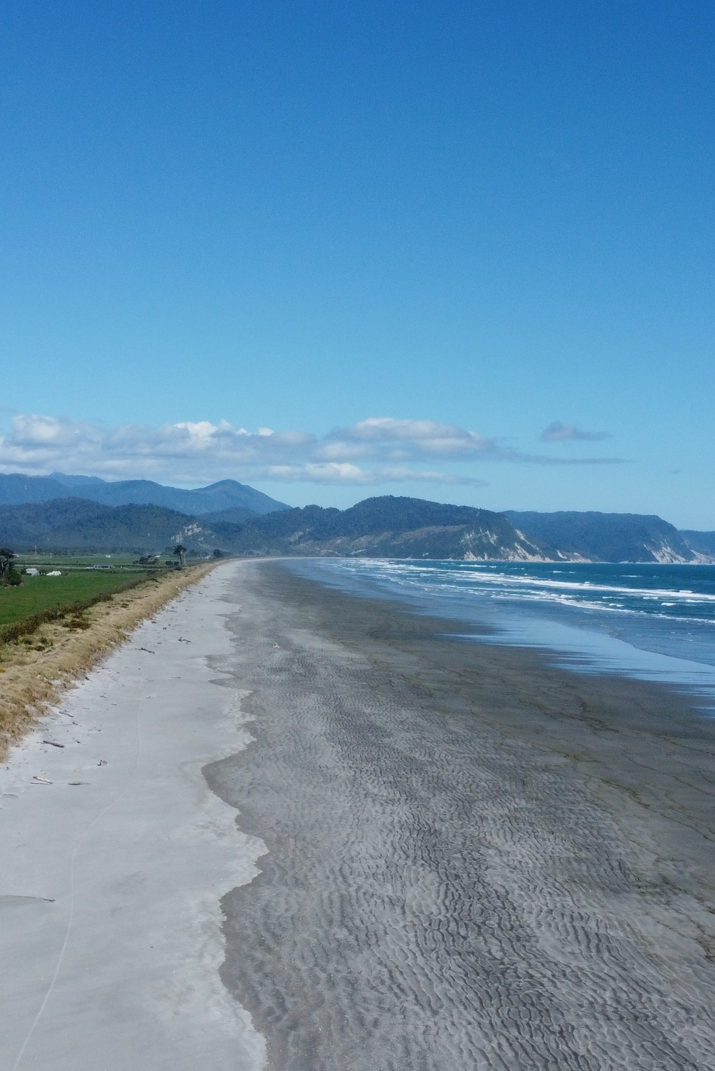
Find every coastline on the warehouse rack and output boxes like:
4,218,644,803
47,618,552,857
3,556,715,1069
287,557,715,708
208,559,715,1071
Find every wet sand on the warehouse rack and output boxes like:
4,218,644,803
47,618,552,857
207,560,715,1071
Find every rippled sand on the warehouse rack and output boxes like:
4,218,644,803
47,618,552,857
207,560,715,1071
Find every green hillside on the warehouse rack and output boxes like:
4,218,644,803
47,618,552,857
0,498,205,553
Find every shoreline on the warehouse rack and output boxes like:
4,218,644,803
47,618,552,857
208,559,715,1070
285,558,715,714
2,557,715,1069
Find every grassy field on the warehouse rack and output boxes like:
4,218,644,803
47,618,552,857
0,570,156,627
14,553,159,569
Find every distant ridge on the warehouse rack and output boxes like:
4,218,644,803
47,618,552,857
680,530,715,559
0,498,204,553
203,496,551,561
0,495,549,559
237,502,714,563
1,488,714,562
506,510,699,563
49,472,106,487
0,472,288,516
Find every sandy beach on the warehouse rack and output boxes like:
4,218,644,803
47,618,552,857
2,558,715,1070
0,562,266,1071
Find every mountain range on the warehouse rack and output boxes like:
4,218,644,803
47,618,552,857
0,472,288,516
0,472,713,561
0,496,546,558
210,502,714,562
211,498,548,560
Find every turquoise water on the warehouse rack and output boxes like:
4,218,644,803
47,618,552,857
288,559,715,710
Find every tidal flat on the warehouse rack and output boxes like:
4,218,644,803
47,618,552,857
208,559,715,1071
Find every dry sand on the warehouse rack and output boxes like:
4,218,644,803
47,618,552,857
2,558,715,1071
0,562,265,1071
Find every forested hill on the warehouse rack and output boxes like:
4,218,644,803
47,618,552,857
680,530,715,559
505,511,705,563
1,494,714,561
210,496,550,560
0,498,207,553
0,495,548,559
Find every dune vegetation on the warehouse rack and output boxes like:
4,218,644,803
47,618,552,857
0,561,217,760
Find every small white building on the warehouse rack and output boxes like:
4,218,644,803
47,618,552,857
25,567,40,577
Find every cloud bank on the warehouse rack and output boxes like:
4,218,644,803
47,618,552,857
0,414,625,486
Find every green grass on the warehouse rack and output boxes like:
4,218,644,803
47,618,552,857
0,571,154,628
14,553,153,569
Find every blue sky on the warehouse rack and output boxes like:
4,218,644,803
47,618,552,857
1,1,713,527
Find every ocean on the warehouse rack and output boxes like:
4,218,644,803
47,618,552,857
287,558,715,711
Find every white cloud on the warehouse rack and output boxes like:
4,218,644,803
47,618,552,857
541,421,612,443
323,418,498,458
0,413,625,486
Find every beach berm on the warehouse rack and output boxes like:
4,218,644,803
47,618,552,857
0,561,217,758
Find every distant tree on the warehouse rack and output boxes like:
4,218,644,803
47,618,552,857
0,547,22,586
172,543,187,568
213,548,223,558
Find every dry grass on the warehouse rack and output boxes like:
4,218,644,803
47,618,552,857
0,563,218,761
